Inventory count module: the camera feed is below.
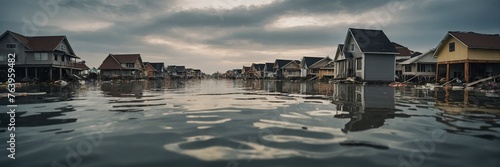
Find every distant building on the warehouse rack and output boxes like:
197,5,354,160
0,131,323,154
273,59,294,79
0,30,83,81
251,63,265,79
334,28,398,82
434,31,500,83
148,62,166,78
98,54,144,79
143,62,157,78
392,42,415,79
263,63,275,79
300,56,332,78
281,60,301,79
400,49,436,82
318,61,335,80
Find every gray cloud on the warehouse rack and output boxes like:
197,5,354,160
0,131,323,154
1,0,499,73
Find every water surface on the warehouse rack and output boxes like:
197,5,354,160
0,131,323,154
1,79,499,167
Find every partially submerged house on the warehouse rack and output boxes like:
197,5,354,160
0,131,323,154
281,60,301,79
273,59,293,79
251,63,266,79
400,49,436,82
166,65,186,79
300,56,332,79
98,54,144,79
148,62,166,78
143,62,157,78
318,61,335,80
334,28,399,82
393,42,415,79
242,66,252,78
434,31,500,83
263,63,275,79
0,30,82,81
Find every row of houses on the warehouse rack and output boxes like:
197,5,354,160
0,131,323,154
224,28,500,83
98,53,203,80
0,30,204,82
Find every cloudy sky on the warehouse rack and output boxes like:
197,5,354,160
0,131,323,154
1,0,499,73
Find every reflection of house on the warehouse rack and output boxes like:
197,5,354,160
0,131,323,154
400,49,436,82
435,31,500,83
318,61,335,79
98,54,144,79
0,30,82,81
333,84,396,132
264,63,275,78
334,28,399,81
393,42,415,79
300,56,332,78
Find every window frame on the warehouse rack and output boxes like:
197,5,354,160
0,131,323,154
6,43,16,49
449,42,455,52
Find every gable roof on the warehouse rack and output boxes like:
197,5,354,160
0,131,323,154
143,62,157,71
148,63,165,72
176,66,186,72
392,42,413,57
252,63,265,71
1,30,78,58
98,54,142,70
320,61,335,69
450,31,500,49
401,49,436,65
347,28,398,54
74,62,90,70
264,63,275,72
334,44,345,61
301,57,324,68
274,59,293,69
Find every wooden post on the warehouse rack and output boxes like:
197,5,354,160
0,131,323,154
25,67,28,79
446,63,450,82
464,61,470,83
435,63,439,83
59,66,62,80
49,67,53,81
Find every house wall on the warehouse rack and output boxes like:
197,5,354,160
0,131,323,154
364,54,395,81
0,34,28,65
468,48,500,61
402,64,435,76
436,37,468,62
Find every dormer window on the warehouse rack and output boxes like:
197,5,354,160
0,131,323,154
61,44,66,51
6,44,16,49
449,42,455,52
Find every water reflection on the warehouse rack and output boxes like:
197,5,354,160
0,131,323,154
0,105,77,127
435,88,500,115
332,84,397,132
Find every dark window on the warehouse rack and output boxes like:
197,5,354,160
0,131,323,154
350,43,355,52
54,54,58,61
449,42,455,52
6,44,16,48
356,58,362,70
61,55,65,62
126,63,134,68
405,65,412,72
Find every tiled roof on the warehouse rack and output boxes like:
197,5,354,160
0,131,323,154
349,28,398,53
98,54,142,70
450,31,500,49
98,55,122,70
392,42,412,57
264,63,274,72
274,59,293,68
148,63,165,72
113,54,141,64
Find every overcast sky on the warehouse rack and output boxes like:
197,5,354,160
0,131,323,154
1,0,499,73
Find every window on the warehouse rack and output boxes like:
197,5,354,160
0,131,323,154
449,42,455,52
126,63,134,68
6,43,16,49
350,43,355,52
61,55,65,62
405,65,412,72
54,54,58,61
0,55,6,61
356,58,362,70
61,44,66,51
34,53,49,60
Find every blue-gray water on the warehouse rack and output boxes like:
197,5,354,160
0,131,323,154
1,79,499,167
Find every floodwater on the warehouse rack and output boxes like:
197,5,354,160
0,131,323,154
1,79,499,167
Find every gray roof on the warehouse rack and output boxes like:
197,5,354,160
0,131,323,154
349,28,398,53
400,49,436,65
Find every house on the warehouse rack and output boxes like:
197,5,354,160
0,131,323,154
280,60,301,79
166,65,187,79
148,62,166,78
143,62,157,78
98,54,144,79
193,69,202,78
400,49,436,82
232,69,242,79
300,56,332,78
242,66,252,78
273,59,293,79
73,62,90,75
334,28,399,82
0,30,82,81
434,31,500,83
318,61,335,80
186,68,194,78
393,42,415,79
263,63,275,79
251,63,265,79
